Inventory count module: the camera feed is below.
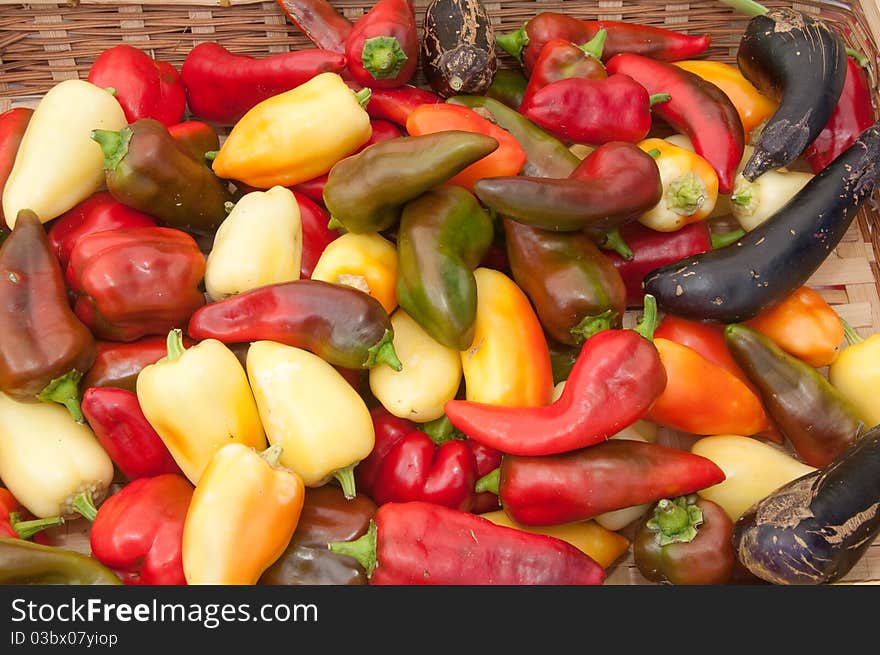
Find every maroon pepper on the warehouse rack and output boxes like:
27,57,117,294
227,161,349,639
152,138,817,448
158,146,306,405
344,0,419,89
356,83,442,126
82,335,196,393
520,31,608,107
0,108,32,232
468,439,503,514
167,121,220,163
274,0,353,54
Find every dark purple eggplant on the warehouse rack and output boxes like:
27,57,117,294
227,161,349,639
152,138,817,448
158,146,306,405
421,0,497,98
732,423,880,585
643,120,880,323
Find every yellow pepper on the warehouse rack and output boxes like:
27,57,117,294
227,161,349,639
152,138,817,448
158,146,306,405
211,72,372,189
182,443,305,585
673,60,778,143
204,185,302,301
637,138,719,232
2,79,127,227
310,232,399,313
730,146,813,231
0,392,114,519
369,308,462,423
246,340,374,496
136,330,267,485
829,321,880,429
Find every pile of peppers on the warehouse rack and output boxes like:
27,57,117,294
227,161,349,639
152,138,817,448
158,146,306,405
0,0,878,588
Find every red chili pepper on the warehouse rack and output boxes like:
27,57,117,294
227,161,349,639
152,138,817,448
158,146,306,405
804,56,875,173
356,83,442,126
605,53,744,194
0,487,63,542
356,406,416,499
90,474,194,585
329,501,606,584
81,387,182,480
0,107,32,232
46,191,157,271
82,335,195,393
521,32,608,106
293,191,337,279
167,121,220,162
344,0,418,88
445,296,666,456
87,44,186,127
274,0,353,53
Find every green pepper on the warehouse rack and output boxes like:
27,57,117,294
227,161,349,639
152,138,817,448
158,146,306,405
0,537,122,584
91,118,234,236
322,131,498,234
485,69,529,110
725,324,866,469
396,185,494,351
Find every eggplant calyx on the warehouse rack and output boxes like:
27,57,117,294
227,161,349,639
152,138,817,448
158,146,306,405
647,496,703,546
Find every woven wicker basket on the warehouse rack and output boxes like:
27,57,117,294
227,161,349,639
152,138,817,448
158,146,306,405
1,0,879,585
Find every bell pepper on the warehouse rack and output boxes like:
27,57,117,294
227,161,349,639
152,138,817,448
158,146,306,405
487,69,528,109
211,72,372,189
182,443,305,585
87,44,186,127
830,321,880,429
329,501,606,584
605,53,745,194
405,103,526,192
82,335,194,393
323,130,498,234
0,488,63,542
0,107,32,233
636,138,719,232
633,495,736,585
520,30,607,106
260,485,376,585
0,392,114,520
744,286,844,368
2,80,127,227
459,267,554,408
0,537,121,585
274,0,352,53
89,473,193,585
66,226,207,343
344,0,418,88
81,387,182,481
369,309,462,423
357,406,420,498
729,148,813,232
181,41,346,124
473,141,662,233
0,210,96,421
205,186,302,302
167,120,220,162
136,330,267,485
187,279,401,371
311,232,398,313
504,218,626,346
358,83,442,126
46,191,157,271
294,190,337,279
396,185,494,350
468,437,503,514
447,295,665,456
245,340,375,496
725,324,866,468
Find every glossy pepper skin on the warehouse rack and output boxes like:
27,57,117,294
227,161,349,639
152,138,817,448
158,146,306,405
260,486,376,585
274,0,352,53
357,407,420,499
486,69,528,109
0,537,121,585
358,83,442,126
0,210,96,421
167,120,220,162
521,31,607,107
345,0,418,88
89,474,193,585
82,335,194,393
188,279,401,371
329,501,606,585
92,118,234,236
66,226,207,343
323,131,498,234
293,191,337,279
726,324,865,468
311,232,398,313
505,219,626,346
0,107,33,231
181,41,346,124
830,323,880,430
396,185,494,351
81,387,182,481
87,44,186,127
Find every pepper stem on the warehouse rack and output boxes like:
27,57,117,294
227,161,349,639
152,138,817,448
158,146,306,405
327,216,346,231
599,228,634,260
353,87,372,108
329,519,377,577
633,294,658,341
365,329,403,371
841,318,864,345
360,37,408,80
475,467,500,495
579,28,607,60
649,93,671,107
260,444,284,467
91,126,132,172
37,369,85,423
421,415,462,445
204,150,219,162
10,512,65,540
72,489,98,522
496,23,528,62
718,0,768,17
711,228,746,249
646,496,703,546
667,172,707,216
846,47,870,69
646,148,661,159
570,309,618,344
333,464,357,500
104,87,117,97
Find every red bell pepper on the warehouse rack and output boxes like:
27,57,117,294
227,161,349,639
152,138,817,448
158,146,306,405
66,227,206,342
520,31,608,107
445,296,666,456
0,487,63,542
90,474,194,585
605,53,745,193
46,191,157,271
274,0,353,53
329,501,606,584
81,335,195,393
356,406,417,499
358,83,442,126
81,387,182,481
0,107,32,232
180,42,347,124
344,0,418,88
293,191,337,279
167,121,220,163
87,44,186,127
468,439,503,514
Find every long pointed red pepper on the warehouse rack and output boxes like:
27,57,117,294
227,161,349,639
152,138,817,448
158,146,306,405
344,0,419,88
274,0,353,53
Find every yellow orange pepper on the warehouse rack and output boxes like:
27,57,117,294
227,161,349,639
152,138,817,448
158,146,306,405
830,321,880,429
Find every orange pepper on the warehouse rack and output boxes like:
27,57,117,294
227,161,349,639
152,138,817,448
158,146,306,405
744,286,844,368
405,103,526,192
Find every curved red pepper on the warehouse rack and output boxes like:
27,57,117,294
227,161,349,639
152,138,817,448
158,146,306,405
605,53,744,193
81,387,182,480
521,33,607,107
344,0,418,88
46,191,157,271
90,474,193,585
356,83,442,126
82,335,195,393
0,107,32,232
87,44,186,127
292,191,336,279
356,406,416,499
